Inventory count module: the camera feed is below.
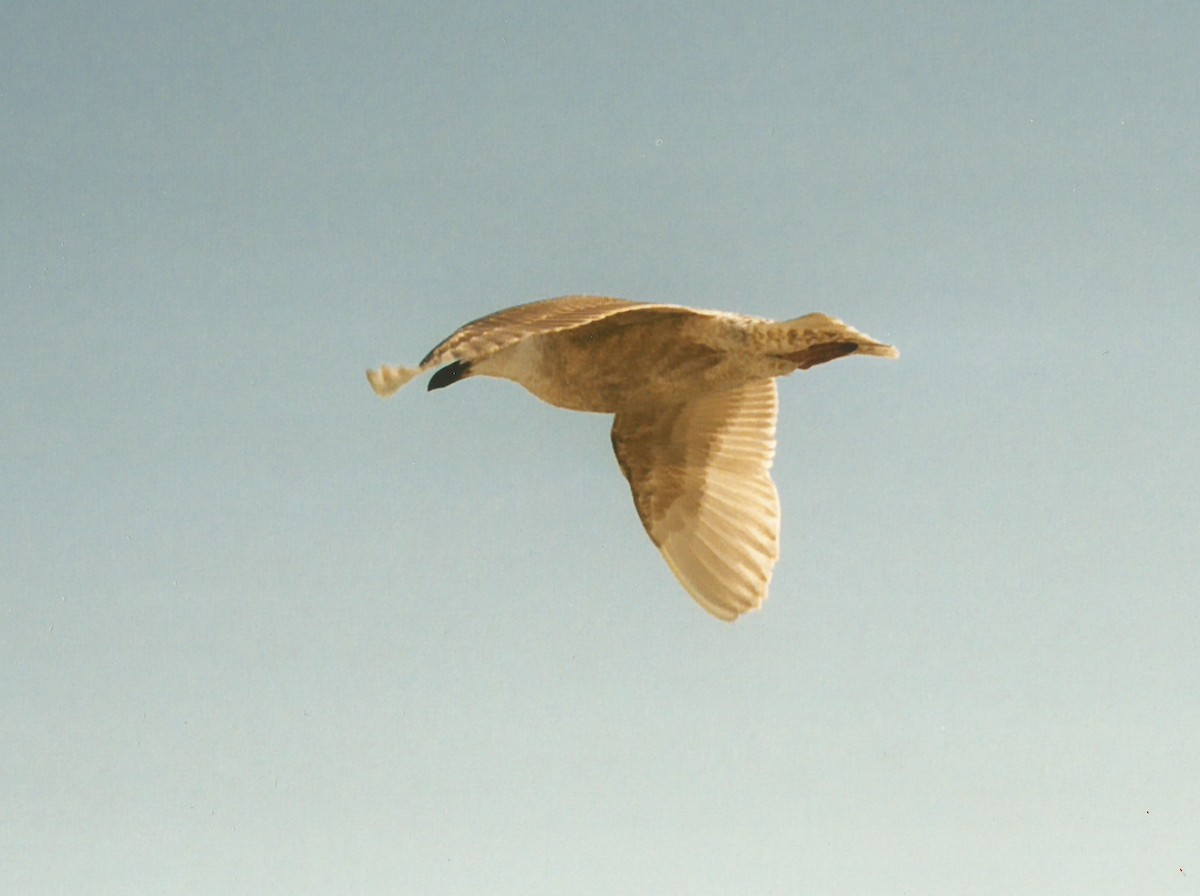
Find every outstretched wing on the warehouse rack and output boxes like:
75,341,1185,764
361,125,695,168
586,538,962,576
419,296,655,366
611,379,780,621
368,296,663,398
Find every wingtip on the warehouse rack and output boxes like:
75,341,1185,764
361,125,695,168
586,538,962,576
716,601,761,623
366,364,421,398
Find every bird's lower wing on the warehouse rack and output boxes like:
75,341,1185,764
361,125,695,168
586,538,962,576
611,379,780,621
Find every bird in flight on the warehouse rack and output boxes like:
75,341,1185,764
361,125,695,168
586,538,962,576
368,295,897,621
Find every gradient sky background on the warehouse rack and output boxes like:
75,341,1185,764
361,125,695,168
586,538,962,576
3,1,1198,893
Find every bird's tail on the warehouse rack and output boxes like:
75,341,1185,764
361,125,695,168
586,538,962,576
366,364,422,398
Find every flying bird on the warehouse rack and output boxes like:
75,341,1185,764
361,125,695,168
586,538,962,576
368,296,897,621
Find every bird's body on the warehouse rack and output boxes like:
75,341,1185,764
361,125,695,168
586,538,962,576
369,296,897,621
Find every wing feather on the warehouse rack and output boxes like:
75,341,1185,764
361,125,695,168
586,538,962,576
610,379,781,621
419,296,661,366
368,296,674,398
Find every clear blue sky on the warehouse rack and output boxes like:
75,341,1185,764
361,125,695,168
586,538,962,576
3,1,1198,893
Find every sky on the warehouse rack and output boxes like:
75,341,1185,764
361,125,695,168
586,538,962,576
2,1,1198,893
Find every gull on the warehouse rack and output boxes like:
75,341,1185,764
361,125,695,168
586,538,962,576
368,296,897,621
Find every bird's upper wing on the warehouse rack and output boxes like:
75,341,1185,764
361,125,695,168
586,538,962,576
610,379,780,621
420,296,660,366
368,296,665,397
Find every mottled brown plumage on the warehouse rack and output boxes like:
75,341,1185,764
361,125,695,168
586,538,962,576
368,295,897,621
